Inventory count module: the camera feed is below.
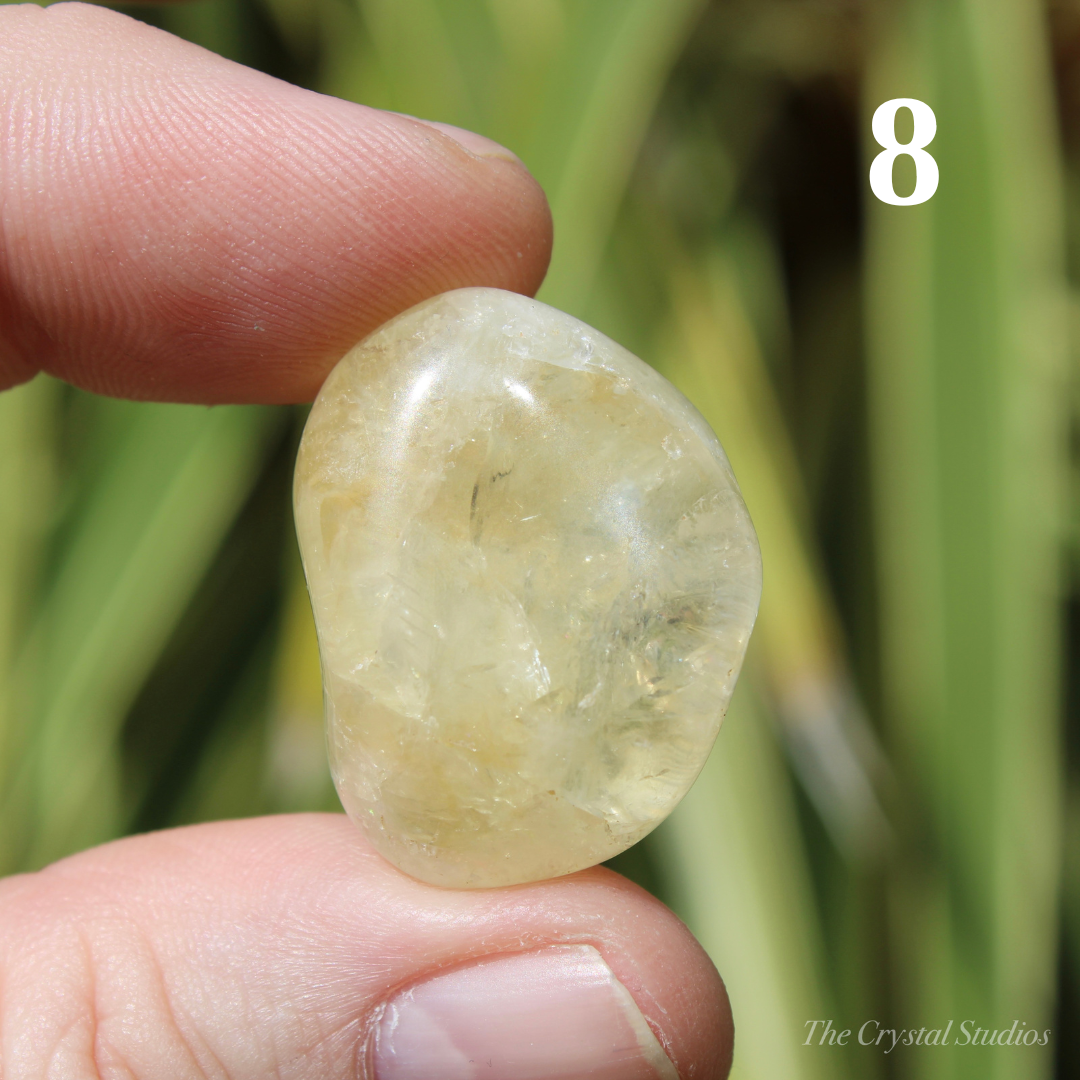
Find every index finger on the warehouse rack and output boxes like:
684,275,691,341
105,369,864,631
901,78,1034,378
0,3,552,403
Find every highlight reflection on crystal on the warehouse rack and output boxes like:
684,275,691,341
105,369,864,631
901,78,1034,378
294,288,761,887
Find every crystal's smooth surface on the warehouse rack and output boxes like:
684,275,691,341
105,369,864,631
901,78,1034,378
294,288,761,888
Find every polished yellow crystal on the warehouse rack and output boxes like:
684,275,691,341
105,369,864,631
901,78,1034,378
294,288,761,887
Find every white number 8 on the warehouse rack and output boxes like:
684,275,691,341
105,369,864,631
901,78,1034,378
869,98,939,206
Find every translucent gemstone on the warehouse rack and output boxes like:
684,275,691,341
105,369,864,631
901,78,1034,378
294,288,761,888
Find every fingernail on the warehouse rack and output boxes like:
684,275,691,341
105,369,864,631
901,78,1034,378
396,115,523,164
371,945,679,1080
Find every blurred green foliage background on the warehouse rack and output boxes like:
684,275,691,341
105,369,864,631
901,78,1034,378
4,0,1080,1076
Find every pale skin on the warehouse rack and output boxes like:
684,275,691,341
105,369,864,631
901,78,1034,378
0,4,734,1077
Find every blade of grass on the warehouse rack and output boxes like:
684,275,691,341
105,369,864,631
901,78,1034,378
322,0,483,130
865,1,1068,1075
524,0,706,314
167,618,278,827
118,414,296,834
650,681,844,1080
21,401,281,868
153,0,248,64
656,240,890,862
0,376,61,875
317,0,705,318
260,0,320,66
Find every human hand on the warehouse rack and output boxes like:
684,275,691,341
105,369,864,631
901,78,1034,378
0,5,733,1077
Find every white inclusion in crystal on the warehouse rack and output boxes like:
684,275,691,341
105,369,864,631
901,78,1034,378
503,378,535,405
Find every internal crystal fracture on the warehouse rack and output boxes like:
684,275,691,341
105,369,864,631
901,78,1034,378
294,288,761,888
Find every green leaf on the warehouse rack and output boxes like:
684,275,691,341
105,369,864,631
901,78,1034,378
864,1,1068,1074
19,400,281,868
0,377,61,873
317,0,706,316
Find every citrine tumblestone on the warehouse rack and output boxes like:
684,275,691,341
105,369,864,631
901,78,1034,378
294,288,761,887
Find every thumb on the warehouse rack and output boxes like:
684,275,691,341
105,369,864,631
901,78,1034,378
0,815,733,1079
